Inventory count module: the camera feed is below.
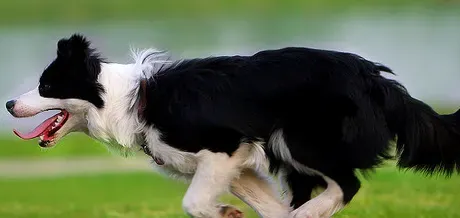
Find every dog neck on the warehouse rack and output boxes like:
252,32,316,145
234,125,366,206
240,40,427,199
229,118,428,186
137,79,148,119
136,79,165,165
87,47,172,157
86,63,146,153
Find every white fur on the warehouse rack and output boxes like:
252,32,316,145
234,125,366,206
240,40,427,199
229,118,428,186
240,141,270,172
129,48,172,78
13,87,56,117
86,63,145,154
128,48,172,108
85,48,172,155
277,168,295,207
270,129,321,176
182,150,233,217
13,86,91,117
143,127,198,179
182,144,258,218
291,177,345,218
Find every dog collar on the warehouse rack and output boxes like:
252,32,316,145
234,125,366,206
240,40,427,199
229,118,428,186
138,79,148,117
140,143,165,165
138,80,164,166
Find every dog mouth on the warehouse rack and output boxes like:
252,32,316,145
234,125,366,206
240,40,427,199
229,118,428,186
13,110,70,147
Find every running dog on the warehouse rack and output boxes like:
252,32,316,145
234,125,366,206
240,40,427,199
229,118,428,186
6,34,460,218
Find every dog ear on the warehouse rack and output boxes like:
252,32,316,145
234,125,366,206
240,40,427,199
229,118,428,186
57,33,92,60
54,33,102,81
57,38,71,57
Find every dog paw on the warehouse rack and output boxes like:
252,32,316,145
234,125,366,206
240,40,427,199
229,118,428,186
218,205,244,218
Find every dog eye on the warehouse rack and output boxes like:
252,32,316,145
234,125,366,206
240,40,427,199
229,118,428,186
39,84,51,93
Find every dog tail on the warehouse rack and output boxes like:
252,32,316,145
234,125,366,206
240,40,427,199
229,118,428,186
375,69,460,176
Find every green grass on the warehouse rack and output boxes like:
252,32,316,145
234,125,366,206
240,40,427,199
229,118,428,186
0,0,458,27
0,172,257,218
0,133,111,159
0,166,459,218
341,167,460,218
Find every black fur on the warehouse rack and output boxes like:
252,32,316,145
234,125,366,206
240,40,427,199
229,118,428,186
285,169,327,209
140,47,460,207
39,34,105,108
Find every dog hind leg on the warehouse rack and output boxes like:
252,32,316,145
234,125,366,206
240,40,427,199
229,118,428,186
230,168,292,218
290,172,360,218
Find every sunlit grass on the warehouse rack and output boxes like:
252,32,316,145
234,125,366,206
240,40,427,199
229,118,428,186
0,172,258,218
0,166,459,218
0,133,111,159
0,0,457,27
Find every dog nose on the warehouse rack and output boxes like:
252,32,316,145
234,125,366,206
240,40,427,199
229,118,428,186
6,100,16,114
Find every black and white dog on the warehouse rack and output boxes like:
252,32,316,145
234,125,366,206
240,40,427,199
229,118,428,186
6,34,460,218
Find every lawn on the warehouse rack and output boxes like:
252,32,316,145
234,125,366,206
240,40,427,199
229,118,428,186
0,172,257,218
0,133,112,159
0,0,458,27
0,166,459,218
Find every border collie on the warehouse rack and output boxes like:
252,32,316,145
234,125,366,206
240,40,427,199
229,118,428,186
6,34,460,218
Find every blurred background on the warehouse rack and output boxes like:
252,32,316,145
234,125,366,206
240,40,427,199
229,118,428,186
0,0,459,217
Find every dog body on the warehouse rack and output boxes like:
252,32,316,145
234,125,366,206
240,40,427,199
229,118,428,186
6,34,460,218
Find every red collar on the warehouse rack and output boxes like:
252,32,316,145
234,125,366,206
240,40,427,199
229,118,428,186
140,143,164,165
138,79,164,166
138,79,148,118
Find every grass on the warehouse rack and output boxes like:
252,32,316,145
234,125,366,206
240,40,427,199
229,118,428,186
0,172,257,218
0,166,459,218
0,133,112,159
0,0,458,27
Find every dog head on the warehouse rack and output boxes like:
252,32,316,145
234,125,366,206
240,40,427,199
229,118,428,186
7,34,170,151
6,34,105,147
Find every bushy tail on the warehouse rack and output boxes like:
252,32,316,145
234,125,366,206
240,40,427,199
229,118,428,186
377,74,460,176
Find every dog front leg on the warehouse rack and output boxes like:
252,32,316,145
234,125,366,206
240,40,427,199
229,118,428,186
182,149,246,218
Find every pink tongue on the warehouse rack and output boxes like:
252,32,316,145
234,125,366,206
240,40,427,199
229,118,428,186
13,114,59,140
